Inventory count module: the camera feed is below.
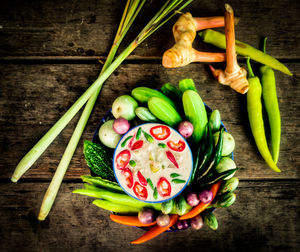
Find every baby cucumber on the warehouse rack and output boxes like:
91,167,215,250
161,82,182,100
135,107,158,122
132,87,176,108
179,79,197,92
148,97,182,127
182,90,208,143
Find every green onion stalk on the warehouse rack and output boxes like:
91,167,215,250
10,0,194,220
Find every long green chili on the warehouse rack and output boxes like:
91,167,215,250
260,38,281,164
199,29,292,76
246,57,281,172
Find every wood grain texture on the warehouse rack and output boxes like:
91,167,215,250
0,63,299,180
0,0,299,59
0,181,299,252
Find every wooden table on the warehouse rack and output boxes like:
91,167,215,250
0,0,299,251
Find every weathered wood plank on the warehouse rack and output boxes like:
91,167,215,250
0,181,299,252
0,0,299,59
0,63,299,180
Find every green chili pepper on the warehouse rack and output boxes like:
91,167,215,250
136,127,142,140
260,38,281,164
170,173,181,178
121,135,133,147
143,130,154,143
158,143,166,148
198,29,292,76
246,57,281,172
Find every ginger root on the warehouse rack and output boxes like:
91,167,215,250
162,13,226,68
209,4,249,94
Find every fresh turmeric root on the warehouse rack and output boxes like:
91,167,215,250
209,4,249,94
162,13,226,68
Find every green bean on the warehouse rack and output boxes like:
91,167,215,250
260,38,281,164
246,57,281,172
198,29,292,76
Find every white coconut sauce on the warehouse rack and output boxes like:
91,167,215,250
113,123,193,203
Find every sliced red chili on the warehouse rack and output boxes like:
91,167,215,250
115,149,131,169
167,140,186,152
166,150,179,168
131,140,144,151
128,133,136,148
122,168,133,189
137,171,147,186
150,125,171,140
157,177,171,197
133,182,148,200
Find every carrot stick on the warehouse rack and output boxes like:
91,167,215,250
130,214,178,244
109,214,156,227
179,182,221,220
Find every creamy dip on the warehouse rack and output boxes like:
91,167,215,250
113,123,193,203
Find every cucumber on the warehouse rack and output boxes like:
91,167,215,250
218,177,239,195
179,79,197,92
135,107,158,122
83,140,115,181
148,97,182,127
161,199,174,214
209,110,221,132
161,82,182,100
211,192,236,208
131,87,176,108
175,195,192,216
182,90,208,143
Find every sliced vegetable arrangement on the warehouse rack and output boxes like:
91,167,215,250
74,78,239,244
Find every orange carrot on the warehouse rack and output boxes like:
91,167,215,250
179,181,222,220
109,214,156,227
131,214,178,244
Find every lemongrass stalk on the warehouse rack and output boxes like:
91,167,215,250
11,0,194,183
38,0,145,220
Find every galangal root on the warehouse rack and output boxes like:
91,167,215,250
162,13,227,68
209,4,249,94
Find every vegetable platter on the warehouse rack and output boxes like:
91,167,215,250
74,79,239,244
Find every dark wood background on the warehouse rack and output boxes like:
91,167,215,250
0,0,299,251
